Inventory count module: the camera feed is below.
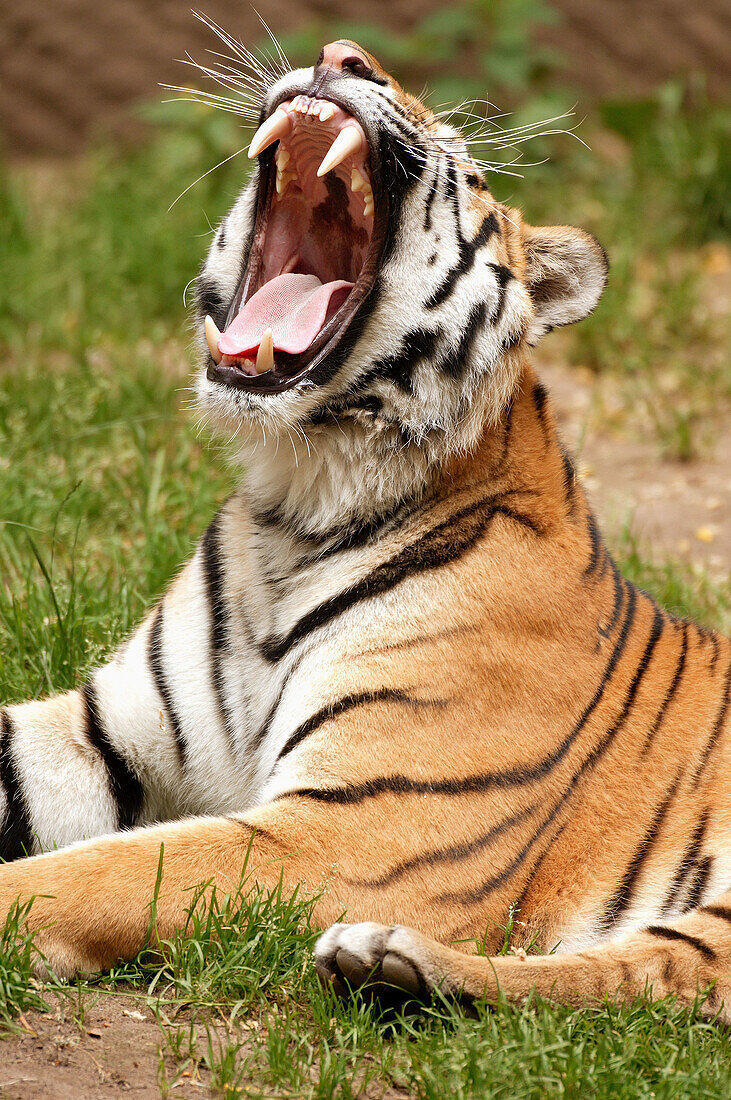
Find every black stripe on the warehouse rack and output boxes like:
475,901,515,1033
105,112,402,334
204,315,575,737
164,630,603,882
512,823,568,915
560,448,577,513
599,558,625,641
598,769,681,933
645,925,716,961
641,622,689,754
577,600,664,784
702,904,731,924
0,710,34,862
488,263,515,327
251,648,310,750
81,682,143,830
423,159,440,231
196,278,227,329
465,170,490,194
277,688,445,762
147,604,187,768
708,632,720,672
288,583,640,805
424,212,499,309
663,810,708,913
258,492,513,663
348,801,540,889
583,511,604,576
436,302,487,379
531,380,550,444
446,606,665,909
365,327,443,394
682,856,713,912
295,495,428,568
515,601,665,908
200,513,236,751
493,504,545,537
692,658,731,786
442,158,458,201
302,508,406,561
436,790,570,905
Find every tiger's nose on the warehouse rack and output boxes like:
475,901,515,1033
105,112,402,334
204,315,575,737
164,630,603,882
319,42,370,73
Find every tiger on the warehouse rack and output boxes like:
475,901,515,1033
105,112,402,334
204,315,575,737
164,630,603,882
1,37,729,1023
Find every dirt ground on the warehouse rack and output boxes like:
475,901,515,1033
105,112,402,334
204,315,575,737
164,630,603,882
537,356,731,575
2,0,729,156
0,996,200,1099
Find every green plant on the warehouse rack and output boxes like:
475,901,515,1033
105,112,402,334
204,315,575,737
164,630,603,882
0,899,49,1031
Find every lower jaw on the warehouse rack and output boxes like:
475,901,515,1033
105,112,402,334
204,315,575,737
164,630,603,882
206,156,388,396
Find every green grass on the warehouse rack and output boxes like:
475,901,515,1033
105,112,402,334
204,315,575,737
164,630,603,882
0,6,729,1092
1,878,729,1097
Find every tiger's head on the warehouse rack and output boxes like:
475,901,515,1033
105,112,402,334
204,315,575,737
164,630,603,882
194,40,607,534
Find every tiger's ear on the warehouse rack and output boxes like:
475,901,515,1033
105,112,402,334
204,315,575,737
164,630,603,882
521,224,608,343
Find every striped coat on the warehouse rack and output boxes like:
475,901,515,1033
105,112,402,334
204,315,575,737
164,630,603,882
1,37,729,1017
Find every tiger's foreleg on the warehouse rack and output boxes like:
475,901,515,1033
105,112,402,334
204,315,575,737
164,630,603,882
0,807,346,979
315,898,731,1023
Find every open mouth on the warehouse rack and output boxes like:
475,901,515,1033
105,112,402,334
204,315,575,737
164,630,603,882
205,93,387,394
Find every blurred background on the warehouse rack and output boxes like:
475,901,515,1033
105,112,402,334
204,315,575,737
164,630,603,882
2,0,729,155
0,1,729,702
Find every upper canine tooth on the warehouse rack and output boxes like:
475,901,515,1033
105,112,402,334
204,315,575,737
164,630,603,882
248,108,292,158
255,329,275,374
317,125,363,177
204,316,222,364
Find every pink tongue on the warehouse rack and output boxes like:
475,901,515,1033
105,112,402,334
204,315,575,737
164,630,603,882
218,273,353,357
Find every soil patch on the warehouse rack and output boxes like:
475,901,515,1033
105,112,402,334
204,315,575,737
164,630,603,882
0,995,230,1099
537,356,731,575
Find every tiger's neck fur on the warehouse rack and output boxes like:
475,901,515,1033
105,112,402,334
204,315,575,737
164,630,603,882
235,352,566,560
236,343,542,541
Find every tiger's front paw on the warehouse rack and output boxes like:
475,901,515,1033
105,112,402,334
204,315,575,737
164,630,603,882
314,921,438,999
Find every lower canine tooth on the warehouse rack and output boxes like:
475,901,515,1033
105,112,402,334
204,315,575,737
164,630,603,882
204,315,222,364
255,329,275,374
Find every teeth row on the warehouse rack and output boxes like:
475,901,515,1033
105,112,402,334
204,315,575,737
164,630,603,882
275,146,297,196
290,95,335,122
248,102,371,215
204,318,275,376
351,167,374,217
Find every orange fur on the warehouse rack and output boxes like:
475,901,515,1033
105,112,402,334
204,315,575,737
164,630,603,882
0,46,728,1022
